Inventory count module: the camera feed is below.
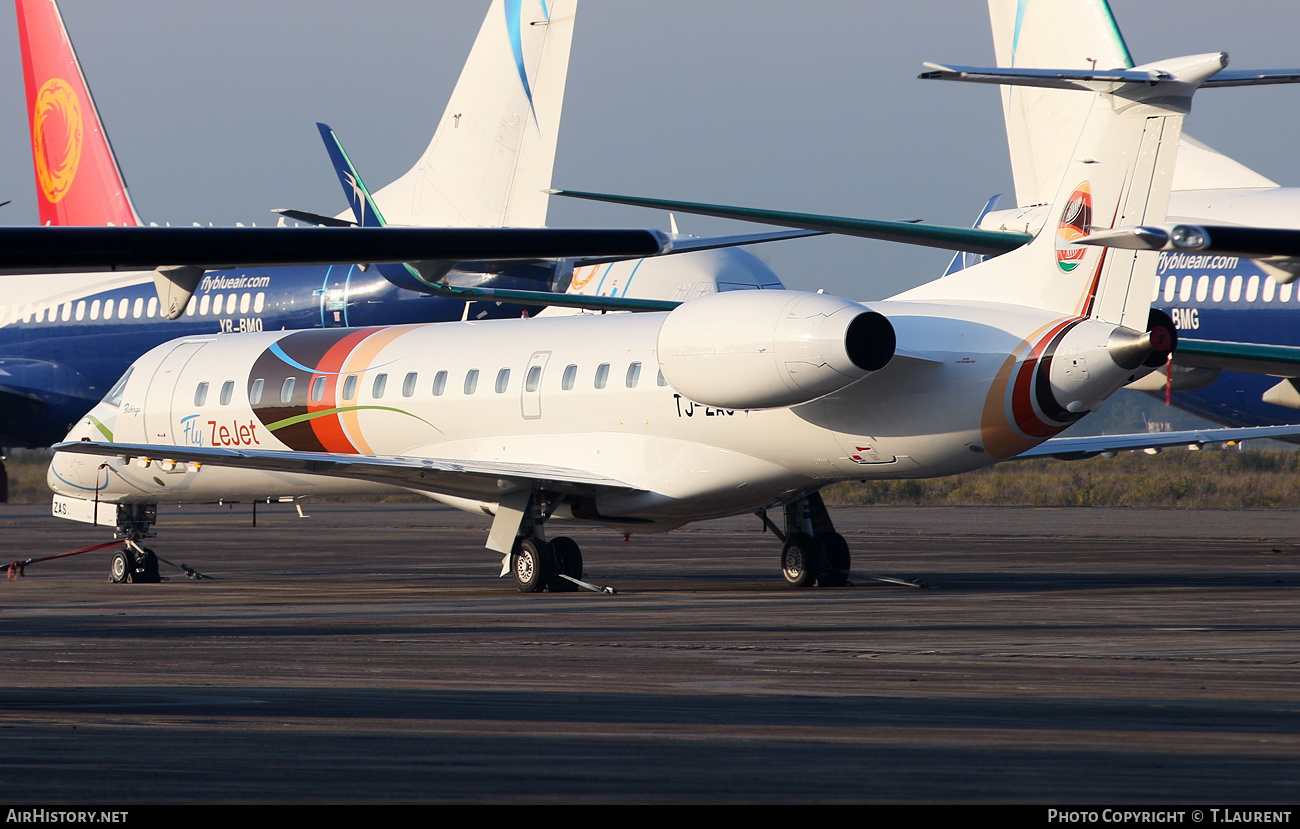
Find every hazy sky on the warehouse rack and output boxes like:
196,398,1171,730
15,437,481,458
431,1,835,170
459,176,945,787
1,1,1297,299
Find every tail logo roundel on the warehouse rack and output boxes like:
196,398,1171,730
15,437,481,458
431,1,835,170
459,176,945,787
32,78,84,205
1055,182,1092,274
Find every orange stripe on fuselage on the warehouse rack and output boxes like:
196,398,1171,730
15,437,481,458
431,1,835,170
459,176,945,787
306,328,373,453
338,325,423,454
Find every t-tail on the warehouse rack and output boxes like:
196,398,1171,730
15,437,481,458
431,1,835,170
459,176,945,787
903,52,1228,332
987,0,1275,206
16,0,140,226
369,0,576,228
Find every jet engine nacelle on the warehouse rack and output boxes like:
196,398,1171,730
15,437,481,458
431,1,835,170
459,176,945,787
657,290,896,410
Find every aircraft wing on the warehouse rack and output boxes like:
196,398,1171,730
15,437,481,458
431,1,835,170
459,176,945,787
1174,340,1300,377
54,441,640,503
571,228,824,267
0,226,670,274
549,189,1032,256
1016,424,1300,461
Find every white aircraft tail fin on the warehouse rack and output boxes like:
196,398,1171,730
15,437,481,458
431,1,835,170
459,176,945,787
370,0,576,229
988,0,1274,206
16,0,141,226
903,53,1226,331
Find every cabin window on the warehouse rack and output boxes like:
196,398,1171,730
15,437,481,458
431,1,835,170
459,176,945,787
240,293,252,314
1195,275,1209,303
1263,276,1277,303
1246,275,1260,303
402,372,418,398
185,296,197,316
147,297,158,318
199,294,211,315
74,301,84,321
371,373,388,399
220,381,235,406
495,368,511,393
342,374,357,401
432,370,448,396
525,365,542,393
1150,276,1161,302
656,370,668,387
36,306,46,324
1162,276,1176,303
1179,275,1192,303
254,292,266,313
1213,275,1226,302
310,375,326,402
61,303,71,322
464,369,479,395
594,363,610,390
103,368,133,408
562,364,577,390
89,300,101,321
194,382,209,406
132,297,143,318
1283,282,1294,303
280,377,296,404
249,378,265,405
1229,275,1243,302
625,362,641,388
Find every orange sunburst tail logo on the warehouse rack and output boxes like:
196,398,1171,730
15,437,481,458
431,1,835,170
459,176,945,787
1055,182,1092,274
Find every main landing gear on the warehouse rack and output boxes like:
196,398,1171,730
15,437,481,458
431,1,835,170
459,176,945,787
494,490,609,593
758,492,851,588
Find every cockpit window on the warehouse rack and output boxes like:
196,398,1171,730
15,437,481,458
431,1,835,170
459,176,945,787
102,368,133,408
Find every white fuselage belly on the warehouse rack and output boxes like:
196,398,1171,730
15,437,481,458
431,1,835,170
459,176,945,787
50,299,1099,528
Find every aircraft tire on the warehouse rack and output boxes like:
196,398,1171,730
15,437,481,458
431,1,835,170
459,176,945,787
513,537,553,593
549,536,583,592
817,533,851,587
136,548,161,584
781,533,819,588
109,549,132,584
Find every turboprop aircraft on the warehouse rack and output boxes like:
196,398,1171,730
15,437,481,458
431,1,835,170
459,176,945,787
0,0,796,452
49,53,1237,590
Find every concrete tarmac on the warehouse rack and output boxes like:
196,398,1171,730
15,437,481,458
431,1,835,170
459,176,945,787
1,501,1298,803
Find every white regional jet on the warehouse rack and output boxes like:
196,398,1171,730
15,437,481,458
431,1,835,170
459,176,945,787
46,52,1263,591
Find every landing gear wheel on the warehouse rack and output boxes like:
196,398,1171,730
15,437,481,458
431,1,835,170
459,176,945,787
549,536,583,592
134,548,161,584
817,533,851,587
109,549,132,584
781,532,820,588
512,537,553,593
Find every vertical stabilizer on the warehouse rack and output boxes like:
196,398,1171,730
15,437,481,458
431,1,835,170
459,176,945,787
902,53,1226,332
16,0,140,226
370,0,576,228
988,0,1274,206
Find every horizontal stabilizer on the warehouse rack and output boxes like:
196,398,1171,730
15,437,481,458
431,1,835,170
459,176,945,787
0,226,671,273
921,55,1298,90
271,208,356,228
549,189,1030,256
1077,224,1300,260
1017,424,1300,460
